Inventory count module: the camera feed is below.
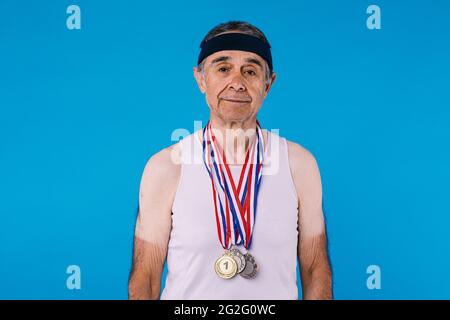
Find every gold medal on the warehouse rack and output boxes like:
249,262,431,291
214,251,238,279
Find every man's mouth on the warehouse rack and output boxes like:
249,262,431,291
220,98,252,103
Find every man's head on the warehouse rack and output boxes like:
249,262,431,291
194,21,276,124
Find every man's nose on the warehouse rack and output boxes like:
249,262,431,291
228,72,246,92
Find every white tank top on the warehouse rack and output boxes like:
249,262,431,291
161,129,299,300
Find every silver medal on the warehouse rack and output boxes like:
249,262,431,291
240,252,258,279
230,248,246,274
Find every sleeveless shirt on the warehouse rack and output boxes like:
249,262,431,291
160,129,299,299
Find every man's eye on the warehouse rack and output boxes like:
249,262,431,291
245,70,256,76
218,67,229,73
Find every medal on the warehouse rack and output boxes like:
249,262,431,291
230,247,246,274
202,121,264,280
240,252,258,279
214,250,238,279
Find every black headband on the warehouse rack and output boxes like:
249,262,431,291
197,32,273,72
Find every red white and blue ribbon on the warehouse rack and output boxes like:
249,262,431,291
202,121,264,251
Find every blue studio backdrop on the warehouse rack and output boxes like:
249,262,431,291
1,0,449,299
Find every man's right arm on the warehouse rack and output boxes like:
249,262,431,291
128,144,181,300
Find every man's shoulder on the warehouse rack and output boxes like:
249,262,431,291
141,141,182,184
284,138,320,180
285,139,317,168
283,138,322,204
142,130,201,177
151,142,181,166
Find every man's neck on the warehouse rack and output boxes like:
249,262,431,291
208,117,258,166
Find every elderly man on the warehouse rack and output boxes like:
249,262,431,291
128,21,332,300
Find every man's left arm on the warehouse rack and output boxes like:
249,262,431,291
288,141,333,300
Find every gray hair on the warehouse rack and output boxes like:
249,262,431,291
197,21,273,85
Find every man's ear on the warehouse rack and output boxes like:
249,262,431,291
193,66,207,94
264,71,277,95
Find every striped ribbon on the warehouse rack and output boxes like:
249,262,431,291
201,121,264,250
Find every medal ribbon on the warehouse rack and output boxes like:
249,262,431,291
202,121,264,250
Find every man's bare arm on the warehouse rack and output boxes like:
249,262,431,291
298,231,332,299
128,144,181,300
288,141,333,300
128,238,167,299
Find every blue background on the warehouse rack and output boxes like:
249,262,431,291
1,0,449,299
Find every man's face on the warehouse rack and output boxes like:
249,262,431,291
194,49,276,123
